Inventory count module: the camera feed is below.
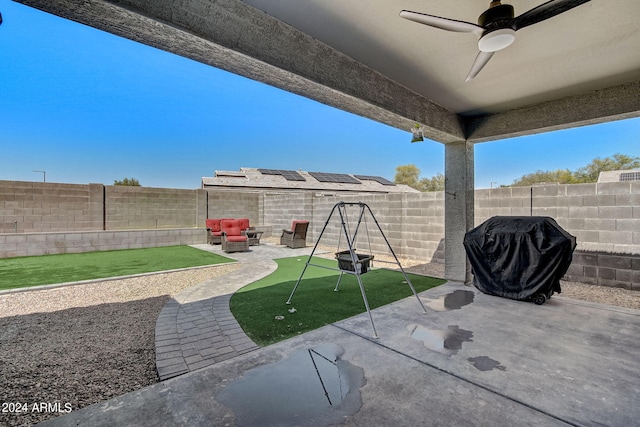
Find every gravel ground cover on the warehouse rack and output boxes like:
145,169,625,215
0,263,239,427
1,253,638,426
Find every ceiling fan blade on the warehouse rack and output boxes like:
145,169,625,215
512,0,591,31
465,51,495,81
400,10,482,34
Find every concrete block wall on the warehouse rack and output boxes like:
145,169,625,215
0,180,208,233
474,182,640,255
206,191,261,229
264,184,638,288
0,228,206,258
1,179,637,288
106,186,206,230
301,193,445,263
307,194,356,251
401,192,445,262
359,194,403,257
474,182,640,288
475,186,532,219
264,192,313,239
564,252,640,290
294,193,402,255
0,180,103,233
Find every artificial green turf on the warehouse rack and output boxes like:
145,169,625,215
230,256,446,346
0,245,235,291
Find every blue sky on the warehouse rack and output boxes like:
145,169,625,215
1,1,638,189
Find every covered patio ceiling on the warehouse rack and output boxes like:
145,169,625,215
14,0,640,145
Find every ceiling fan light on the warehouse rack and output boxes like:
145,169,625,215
478,28,515,52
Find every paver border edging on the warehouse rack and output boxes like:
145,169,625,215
154,258,278,380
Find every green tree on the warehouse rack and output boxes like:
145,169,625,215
394,164,421,189
114,177,141,186
510,169,575,186
394,165,444,191
509,153,640,186
574,153,640,183
418,172,445,191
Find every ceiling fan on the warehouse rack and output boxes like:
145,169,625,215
400,0,591,81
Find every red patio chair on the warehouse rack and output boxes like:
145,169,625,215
205,218,232,244
221,219,250,253
280,220,309,248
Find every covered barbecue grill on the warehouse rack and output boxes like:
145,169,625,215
463,216,576,305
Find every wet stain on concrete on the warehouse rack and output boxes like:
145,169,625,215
216,343,365,427
426,290,475,312
468,356,507,371
408,324,474,355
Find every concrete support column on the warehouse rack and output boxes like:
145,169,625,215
444,141,474,283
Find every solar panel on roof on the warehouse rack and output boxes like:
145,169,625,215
258,169,305,181
620,172,640,182
354,175,396,186
280,171,305,181
258,169,279,175
309,172,361,184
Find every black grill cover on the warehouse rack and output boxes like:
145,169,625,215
463,216,576,301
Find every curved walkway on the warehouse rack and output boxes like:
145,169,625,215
154,243,316,380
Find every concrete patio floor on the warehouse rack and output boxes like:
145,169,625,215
38,244,640,426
